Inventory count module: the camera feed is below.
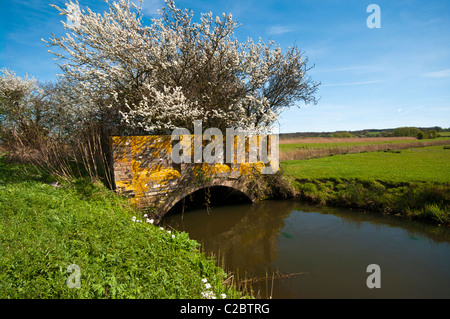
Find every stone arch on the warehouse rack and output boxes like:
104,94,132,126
110,135,279,223
155,183,255,221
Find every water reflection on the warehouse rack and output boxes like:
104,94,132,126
165,201,295,277
163,200,450,298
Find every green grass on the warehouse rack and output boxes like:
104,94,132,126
281,145,450,183
286,177,449,225
280,145,450,225
0,157,245,299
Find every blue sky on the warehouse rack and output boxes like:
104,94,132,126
1,0,449,133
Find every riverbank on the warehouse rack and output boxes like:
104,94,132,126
0,157,245,298
277,145,450,226
283,177,449,226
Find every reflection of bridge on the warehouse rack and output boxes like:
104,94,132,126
110,135,278,222
166,200,297,282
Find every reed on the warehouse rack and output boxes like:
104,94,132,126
3,126,114,189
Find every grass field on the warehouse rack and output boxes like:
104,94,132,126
279,137,450,161
281,145,450,183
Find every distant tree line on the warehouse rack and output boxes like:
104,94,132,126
280,126,447,139
330,131,355,138
392,127,438,139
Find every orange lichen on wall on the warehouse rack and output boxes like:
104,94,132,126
111,134,278,208
130,136,173,199
239,162,266,175
192,163,232,180
147,168,181,183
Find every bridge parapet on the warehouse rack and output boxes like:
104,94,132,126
111,134,277,222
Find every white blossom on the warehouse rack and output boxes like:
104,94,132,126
44,0,319,135
65,1,82,28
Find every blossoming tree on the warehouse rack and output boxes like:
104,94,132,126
44,0,319,135
0,68,74,145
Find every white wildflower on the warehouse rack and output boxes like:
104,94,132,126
221,293,226,299
201,290,216,299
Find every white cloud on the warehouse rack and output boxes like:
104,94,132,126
322,80,383,87
267,25,293,35
423,68,450,78
397,105,424,115
318,65,389,74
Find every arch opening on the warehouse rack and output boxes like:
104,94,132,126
164,186,253,217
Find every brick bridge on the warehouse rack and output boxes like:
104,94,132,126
110,135,278,223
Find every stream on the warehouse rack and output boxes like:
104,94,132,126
162,200,450,298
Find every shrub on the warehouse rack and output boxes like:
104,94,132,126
331,131,354,138
425,130,438,139
393,127,420,137
417,131,425,139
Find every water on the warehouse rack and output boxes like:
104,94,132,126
162,200,450,298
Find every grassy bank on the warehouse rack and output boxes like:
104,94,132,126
0,157,245,299
286,178,449,225
279,145,450,226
